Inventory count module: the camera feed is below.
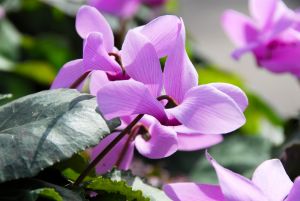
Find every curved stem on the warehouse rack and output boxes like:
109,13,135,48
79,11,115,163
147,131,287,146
70,71,91,89
157,95,178,108
73,114,144,187
115,126,138,168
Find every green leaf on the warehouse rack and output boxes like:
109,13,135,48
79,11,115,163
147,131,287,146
30,188,63,201
131,177,171,201
103,170,171,201
165,0,178,13
13,61,57,85
189,135,272,184
86,177,149,201
0,89,120,183
55,152,95,182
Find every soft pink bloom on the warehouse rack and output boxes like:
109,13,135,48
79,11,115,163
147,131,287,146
88,0,168,19
164,152,300,201
95,18,247,173
51,5,180,91
222,0,300,77
51,6,247,174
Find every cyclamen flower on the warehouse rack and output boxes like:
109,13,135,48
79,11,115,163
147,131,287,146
51,5,179,92
222,0,300,77
164,152,300,201
88,0,167,19
94,17,248,173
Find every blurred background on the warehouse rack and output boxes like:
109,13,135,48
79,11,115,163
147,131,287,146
1,0,299,186
178,0,300,118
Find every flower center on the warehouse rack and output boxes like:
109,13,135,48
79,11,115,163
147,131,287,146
157,95,178,109
108,52,126,75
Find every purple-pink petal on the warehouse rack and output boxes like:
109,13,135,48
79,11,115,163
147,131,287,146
249,0,278,29
208,83,248,112
164,19,198,104
97,80,167,121
76,5,114,51
136,15,181,57
177,133,223,151
135,116,178,159
89,70,110,95
163,183,225,201
83,32,121,74
252,159,293,201
222,10,258,47
206,152,269,201
121,30,163,97
51,59,85,90
91,132,134,174
258,42,300,77
167,85,245,134
286,177,300,201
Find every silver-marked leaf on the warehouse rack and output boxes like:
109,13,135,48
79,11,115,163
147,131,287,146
0,89,120,183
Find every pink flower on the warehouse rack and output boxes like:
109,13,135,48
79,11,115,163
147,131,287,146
51,6,179,92
94,19,247,173
222,0,300,77
164,152,300,201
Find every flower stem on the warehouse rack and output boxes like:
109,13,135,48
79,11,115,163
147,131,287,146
73,114,144,187
115,125,139,167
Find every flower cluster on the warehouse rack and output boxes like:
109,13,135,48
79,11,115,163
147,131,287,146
222,0,300,77
51,5,248,174
164,152,300,201
88,0,167,19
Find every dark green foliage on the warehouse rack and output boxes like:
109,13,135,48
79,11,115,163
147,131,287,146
0,89,119,183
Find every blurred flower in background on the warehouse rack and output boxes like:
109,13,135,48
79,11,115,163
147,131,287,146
222,0,300,77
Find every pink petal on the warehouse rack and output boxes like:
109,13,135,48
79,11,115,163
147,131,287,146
231,42,260,60
83,32,121,74
206,152,269,201
163,183,225,201
258,42,300,77
135,116,178,159
167,85,245,135
76,5,114,51
89,70,110,96
208,83,248,112
88,0,140,19
97,80,167,121
91,132,134,174
252,159,293,201
286,177,300,201
221,10,258,47
177,133,223,151
249,0,277,28
121,30,163,97
164,19,198,103
136,15,181,57
51,59,85,90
